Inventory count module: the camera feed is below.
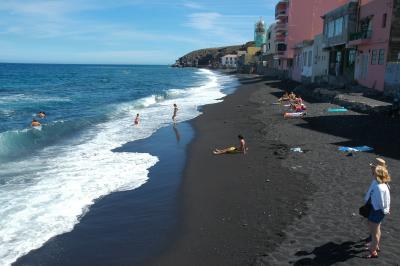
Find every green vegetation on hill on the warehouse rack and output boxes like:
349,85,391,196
175,41,254,67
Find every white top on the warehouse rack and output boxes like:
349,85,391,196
364,179,391,214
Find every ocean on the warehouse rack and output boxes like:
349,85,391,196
0,64,239,265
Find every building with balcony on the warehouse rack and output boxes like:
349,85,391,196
322,1,358,85
260,23,278,68
273,0,351,75
349,0,394,92
385,0,400,97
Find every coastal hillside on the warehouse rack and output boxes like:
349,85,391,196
175,41,254,67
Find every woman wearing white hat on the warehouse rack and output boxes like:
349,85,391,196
364,158,391,258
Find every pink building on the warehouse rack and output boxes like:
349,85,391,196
275,0,349,76
350,0,394,92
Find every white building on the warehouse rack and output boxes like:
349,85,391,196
221,54,238,68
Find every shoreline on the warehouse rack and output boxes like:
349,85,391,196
14,123,195,266
152,75,313,265
153,75,400,265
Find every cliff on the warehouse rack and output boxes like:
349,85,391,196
174,41,254,67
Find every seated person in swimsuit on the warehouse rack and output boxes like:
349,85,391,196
31,119,41,127
291,102,307,112
294,96,303,105
278,91,290,102
213,135,247,155
288,92,296,101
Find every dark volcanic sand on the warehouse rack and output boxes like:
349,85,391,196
153,76,400,266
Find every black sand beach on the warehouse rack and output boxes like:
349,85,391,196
153,75,400,265
13,73,400,266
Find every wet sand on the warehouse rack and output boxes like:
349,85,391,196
153,75,400,265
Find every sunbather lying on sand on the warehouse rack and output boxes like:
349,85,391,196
213,135,247,155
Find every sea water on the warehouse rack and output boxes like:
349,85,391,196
0,64,239,266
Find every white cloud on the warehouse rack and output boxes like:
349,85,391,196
186,12,222,30
183,1,203,9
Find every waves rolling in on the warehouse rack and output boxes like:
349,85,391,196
0,66,239,266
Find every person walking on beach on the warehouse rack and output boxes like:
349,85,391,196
364,159,391,258
172,103,178,124
134,113,140,125
213,135,247,155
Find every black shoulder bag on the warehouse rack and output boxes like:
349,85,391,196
359,197,372,218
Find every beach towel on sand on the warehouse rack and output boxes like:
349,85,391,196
284,112,306,118
338,146,373,152
327,108,348,112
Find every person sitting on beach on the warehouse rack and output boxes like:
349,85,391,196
134,113,140,125
292,102,307,112
37,111,46,118
294,96,303,105
278,91,290,102
288,92,296,101
213,135,247,155
31,119,41,127
363,161,391,259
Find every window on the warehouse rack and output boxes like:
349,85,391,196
335,17,343,36
328,21,335,37
308,51,312,67
303,52,307,66
324,23,328,37
371,49,377,65
378,49,385,65
382,13,387,28
348,49,356,66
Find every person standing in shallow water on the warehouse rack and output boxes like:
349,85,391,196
172,103,178,124
364,160,391,259
134,113,140,125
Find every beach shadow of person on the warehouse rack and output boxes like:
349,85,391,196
292,241,365,266
173,124,180,143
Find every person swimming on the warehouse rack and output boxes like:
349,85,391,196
37,111,46,118
31,119,41,127
213,135,247,155
134,113,140,125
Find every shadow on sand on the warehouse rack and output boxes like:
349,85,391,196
292,240,366,265
298,115,400,160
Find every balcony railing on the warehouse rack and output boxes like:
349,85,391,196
275,10,287,18
275,23,287,32
349,30,372,41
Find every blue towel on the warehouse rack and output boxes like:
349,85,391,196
338,146,373,152
327,108,348,112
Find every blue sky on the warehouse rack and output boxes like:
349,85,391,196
0,0,278,64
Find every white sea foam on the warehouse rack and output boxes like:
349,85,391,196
0,94,71,105
0,69,238,265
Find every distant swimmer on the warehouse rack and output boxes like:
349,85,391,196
134,113,140,125
37,111,46,118
172,103,178,123
31,119,41,127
